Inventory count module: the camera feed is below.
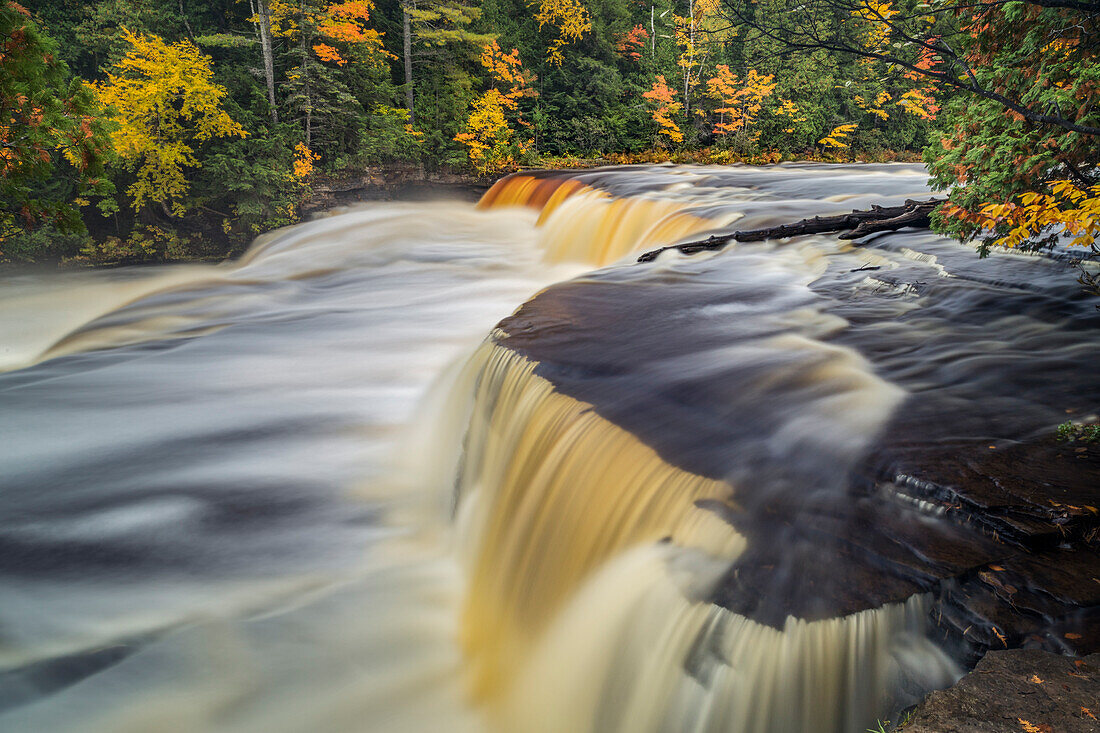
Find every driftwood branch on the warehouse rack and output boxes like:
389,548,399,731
637,198,945,263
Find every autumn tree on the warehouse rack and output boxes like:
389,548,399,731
924,1,1100,254
0,1,112,254
93,29,246,216
674,0,732,125
716,0,1098,253
533,0,592,65
642,74,682,145
264,0,397,154
455,40,537,172
706,66,775,138
614,24,648,62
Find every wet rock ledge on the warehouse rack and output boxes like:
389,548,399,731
904,649,1100,733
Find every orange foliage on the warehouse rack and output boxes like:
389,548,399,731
478,40,537,124
264,0,392,66
312,43,344,65
642,75,682,144
897,43,940,120
614,24,649,61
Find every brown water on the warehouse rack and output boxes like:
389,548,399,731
2,164,1097,732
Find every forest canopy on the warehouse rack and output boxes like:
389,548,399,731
1,0,1097,263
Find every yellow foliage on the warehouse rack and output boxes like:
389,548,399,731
532,0,591,65
851,0,896,50
706,66,776,135
456,42,535,173
293,142,320,178
896,87,937,120
265,0,298,36
93,29,246,215
455,89,517,174
819,122,858,148
642,75,683,144
855,90,892,120
774,98,807,134
674,15,697,72
974,180,1100,249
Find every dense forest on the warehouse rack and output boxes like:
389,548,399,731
1,0,1097,264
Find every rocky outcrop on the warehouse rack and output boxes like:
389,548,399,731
303,167,493,214
904,649,1100,733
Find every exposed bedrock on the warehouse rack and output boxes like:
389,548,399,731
487,219,1100,665
903,649,1100,733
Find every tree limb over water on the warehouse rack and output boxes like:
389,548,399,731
715,0,1100,138
637,198,945,262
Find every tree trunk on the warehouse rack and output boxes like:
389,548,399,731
300,0,312,148
650,5,655,59
403,2,415,127
637,199,945,262
683,0,693,117
256,0,279,123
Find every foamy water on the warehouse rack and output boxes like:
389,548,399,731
3,164,1096,732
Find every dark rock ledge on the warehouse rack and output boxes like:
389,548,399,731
904,649,1100,733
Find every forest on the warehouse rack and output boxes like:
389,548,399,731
1,0,1098,264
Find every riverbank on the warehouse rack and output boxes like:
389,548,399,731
2,155,931,270
902,649,1100,732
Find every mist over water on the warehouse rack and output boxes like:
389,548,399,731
2,165,1096,732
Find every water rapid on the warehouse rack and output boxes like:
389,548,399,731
2,164,1097,733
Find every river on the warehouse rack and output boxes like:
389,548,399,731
2,163,1097,733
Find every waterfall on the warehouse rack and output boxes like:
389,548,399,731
21,163,1100,733
449,338,958,733
479,172,740,265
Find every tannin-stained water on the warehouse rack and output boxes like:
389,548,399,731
2,164,1097,733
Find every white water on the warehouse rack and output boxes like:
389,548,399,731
9,164,1067,732
0,202,586,732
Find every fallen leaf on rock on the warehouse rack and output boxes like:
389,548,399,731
1029,674,1043,684
1065,632,1083,640
1018,718,1052,733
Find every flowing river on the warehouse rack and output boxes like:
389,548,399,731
2,164,1098,733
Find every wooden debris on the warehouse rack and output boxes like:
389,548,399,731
637,198,945,262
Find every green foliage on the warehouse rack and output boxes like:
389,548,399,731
76,224,213,264
197,123,305,238
923,3,1099,252
12,0,1088,266
1057,421,1100,444
1,224,90,263
1,1,113,261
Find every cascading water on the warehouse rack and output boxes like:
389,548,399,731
2,164,1097,733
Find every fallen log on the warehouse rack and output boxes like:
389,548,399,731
637,198,945,263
